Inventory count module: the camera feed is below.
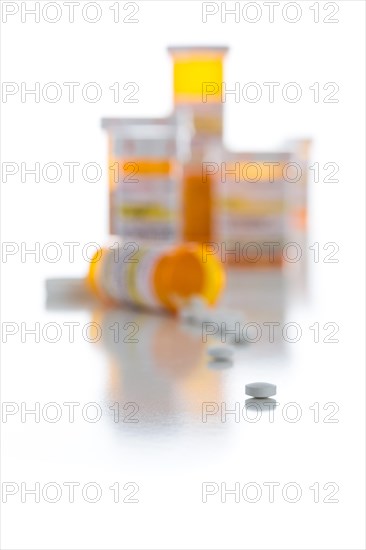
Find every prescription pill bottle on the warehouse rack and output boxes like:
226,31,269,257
212,150,290,268
168,46,228,244
102,117,182,243
87,241,225,312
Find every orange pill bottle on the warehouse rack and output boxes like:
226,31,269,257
87,241,225,313
168,46,228,243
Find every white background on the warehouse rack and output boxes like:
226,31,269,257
1,1,365,549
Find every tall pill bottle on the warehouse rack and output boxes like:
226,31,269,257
87,241,225,312
168,46,228,243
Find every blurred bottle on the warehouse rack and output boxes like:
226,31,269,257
102,117,182,243
168,46,228,243
210,140,311,272
211,150,289,268
87,240,225,313
284,139,312,292
285,139,311,240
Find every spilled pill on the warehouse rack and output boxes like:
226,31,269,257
245,382,276,398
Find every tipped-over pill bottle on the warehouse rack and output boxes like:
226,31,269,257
87,241,225,313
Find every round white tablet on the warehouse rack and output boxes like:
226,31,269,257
245,382,276,398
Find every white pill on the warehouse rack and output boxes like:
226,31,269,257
179,307,198,323
188,295,208,311
207,345,234,360
245,382,276,398
179,296,211,325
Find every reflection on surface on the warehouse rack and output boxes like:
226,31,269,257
45,269,292,432
207,358,234,370
92,269,289,430
95,308,223,427
245,397,278,410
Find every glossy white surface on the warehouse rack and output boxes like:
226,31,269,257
2,265,365,549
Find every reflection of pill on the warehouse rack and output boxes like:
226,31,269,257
245,382,276,398
245,397,277,410
207,345,234,360
208,358,234,370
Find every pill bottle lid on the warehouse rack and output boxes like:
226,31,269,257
153,243,225,312
167,46,228,56
168,46,228,105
